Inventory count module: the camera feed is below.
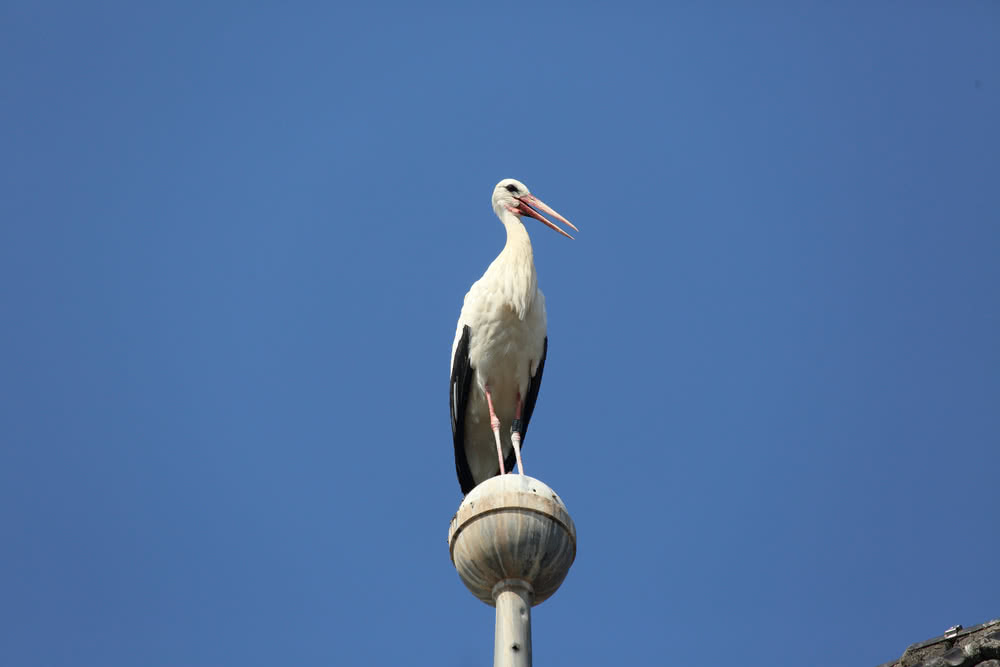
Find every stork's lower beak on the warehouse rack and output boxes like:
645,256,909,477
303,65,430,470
516,194,579,240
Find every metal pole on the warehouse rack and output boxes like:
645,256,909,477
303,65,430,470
493,579,533,667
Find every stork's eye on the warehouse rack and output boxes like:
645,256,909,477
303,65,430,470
505,184,519,193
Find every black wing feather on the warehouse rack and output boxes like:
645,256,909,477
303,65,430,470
450,325,476,494
504,336,547,473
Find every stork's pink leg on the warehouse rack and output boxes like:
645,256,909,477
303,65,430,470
510,392,525,476
484,386,506,475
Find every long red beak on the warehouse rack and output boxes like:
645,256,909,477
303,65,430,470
515,194,579,240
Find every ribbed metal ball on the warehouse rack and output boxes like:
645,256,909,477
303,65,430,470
448,474,576,607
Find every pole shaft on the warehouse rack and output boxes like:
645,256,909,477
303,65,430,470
493,579,533,667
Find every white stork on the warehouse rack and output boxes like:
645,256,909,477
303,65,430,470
450,179,577,495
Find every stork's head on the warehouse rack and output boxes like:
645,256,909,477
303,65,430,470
491,178,578,240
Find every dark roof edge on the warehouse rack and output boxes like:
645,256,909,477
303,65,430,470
905,619,1000,654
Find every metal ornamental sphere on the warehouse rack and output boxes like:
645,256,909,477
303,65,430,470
448,475,576,607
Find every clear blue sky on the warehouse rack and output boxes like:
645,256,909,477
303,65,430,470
2,3,998,665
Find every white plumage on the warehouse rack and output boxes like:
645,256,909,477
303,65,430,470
449,179,577,495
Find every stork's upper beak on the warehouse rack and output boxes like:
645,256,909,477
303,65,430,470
515,194,579,240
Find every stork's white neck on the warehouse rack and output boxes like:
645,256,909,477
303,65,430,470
486,208,538,319
498,208,534,261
